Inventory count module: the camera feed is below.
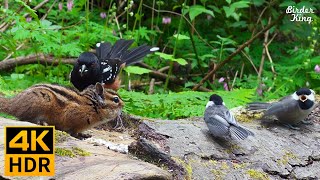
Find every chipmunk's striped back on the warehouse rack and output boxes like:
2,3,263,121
0,83,124,136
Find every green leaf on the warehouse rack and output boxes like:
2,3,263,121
231,1,250,9
188,5,214,21
10,73,25,80
173,34,190,40
279,0,296,7
155,52,188,65
174,58,188,65
223,6,234,18
124,66,152,75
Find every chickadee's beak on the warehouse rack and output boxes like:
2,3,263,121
79,65,86,77
299,95,308,102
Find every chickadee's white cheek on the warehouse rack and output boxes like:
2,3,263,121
292,93,299,100
307,94,315,102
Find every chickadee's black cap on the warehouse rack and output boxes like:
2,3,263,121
296,88,312,96
209,94,223,105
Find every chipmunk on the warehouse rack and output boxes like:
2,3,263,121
0,83,124,138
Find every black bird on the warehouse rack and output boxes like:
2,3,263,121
96,39,158,89
70,52,100,91
204,94,254,140
247,88,316,129
71,39,158,91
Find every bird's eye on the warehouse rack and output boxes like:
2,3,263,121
113,96,119,103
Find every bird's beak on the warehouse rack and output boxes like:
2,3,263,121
79,65,86,77
299,95,308,102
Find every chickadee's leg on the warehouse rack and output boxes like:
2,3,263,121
282,123,300,130
301,120,313,125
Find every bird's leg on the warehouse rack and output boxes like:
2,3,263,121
113,115,124,129
282,123,300,130
301,120,313,125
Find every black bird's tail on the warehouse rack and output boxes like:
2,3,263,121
229,125,254,140
246,102,270,111
96,42,112,60
122,44,157,65
109,39,134,59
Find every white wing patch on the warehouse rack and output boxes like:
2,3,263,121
96,43,101,47
102,66,112,73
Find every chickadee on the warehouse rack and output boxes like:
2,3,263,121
247,88,316,129
70,52,101,91
204,94,254,140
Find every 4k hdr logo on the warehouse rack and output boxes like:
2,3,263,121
5,126,55,176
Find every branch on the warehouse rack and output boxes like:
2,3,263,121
192,12,285,91
0,54,75,71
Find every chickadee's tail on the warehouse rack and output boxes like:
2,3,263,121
246,102,270,111
229,125,254,140
122,45,159,65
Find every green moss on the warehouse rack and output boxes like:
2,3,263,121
211,169,226,180
55,147,76,157
235,111,263,123
246,169,270,180
55,131,70,143
172,157,193,180
0,113,17,120
72,147,91,156
55,147,91,157
277,151,297,165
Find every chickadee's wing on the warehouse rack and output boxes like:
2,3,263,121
265,96,297,116
204,113,230,137
224,110,238,126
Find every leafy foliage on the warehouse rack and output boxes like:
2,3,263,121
119,89,254,119
0,0,319,120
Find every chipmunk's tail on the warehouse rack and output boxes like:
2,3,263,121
0,96,9,113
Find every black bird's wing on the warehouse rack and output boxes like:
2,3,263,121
96,42,112,60
97,39,157,84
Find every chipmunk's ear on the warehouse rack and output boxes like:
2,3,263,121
95,83,104,98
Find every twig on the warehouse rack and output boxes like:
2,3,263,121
240,62,244,79
3,43,25,61
232,70,238,89
241,51,259,74
258,17,271,81
137,62,155,70
192,12,285,91
113,15,123,38
158,66,169,72
148,78,155,94
143,4,215,50
41,0,58,20
1,0,50,32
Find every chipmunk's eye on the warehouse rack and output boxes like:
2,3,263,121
113,96,119,103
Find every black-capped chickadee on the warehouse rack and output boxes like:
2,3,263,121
204,94,254,140
247,88,316,129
